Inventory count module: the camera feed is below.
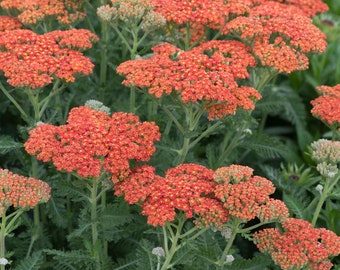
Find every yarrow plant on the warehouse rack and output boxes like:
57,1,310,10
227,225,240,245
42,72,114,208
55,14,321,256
115,164,289,268
24,105,161,181
254,218,340,270
0,0,339,269
0,0,85,26
0,169,50,269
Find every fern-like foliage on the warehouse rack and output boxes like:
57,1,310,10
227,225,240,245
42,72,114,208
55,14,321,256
226,253,275,270
0,135,22,154
42,249,97,270
99,201,134,242
283,193,312,220
239,132,288,160
15,251,44,270
256,84,313,150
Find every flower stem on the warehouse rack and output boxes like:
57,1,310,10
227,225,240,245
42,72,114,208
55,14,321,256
160,214,186,270
90,177,100,267
312,175,339,226
0,214,7,270
99,20,109,102
217,219,240,268
0,82,30,124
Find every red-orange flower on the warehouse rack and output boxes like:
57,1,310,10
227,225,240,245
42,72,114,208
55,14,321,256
152,0,251,28
311,84,340,127
0,0,85,25
117,163,286,228
251,0,329,17
0,29,98,88
117,40,261,119
223,1,327,73
214,165,288,222
0,15,23,31
24,106,161,181
0,168,51,214
139,163,228,227
254,218,340,270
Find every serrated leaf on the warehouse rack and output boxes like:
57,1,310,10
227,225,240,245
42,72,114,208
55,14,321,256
241,133,287,159
283,193,309,220
227,254,273,270
15,251,43,270
0,135,22,154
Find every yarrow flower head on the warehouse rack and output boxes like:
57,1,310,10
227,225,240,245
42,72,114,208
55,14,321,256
84,100,111,114
0,168,51,214
152,247,165,257
0,15,23,31
0,29,98,88
0,0,85,25
116,163,287,227
254,218,340,270
117,40,261,119
152,0,251,29
214,165,289,222
97,0,165,32
141,164,228,227
310,139,340,165
223,1,328,73
24,106,161,181
116,163,228,228
311,84,340,128
316,162,338,179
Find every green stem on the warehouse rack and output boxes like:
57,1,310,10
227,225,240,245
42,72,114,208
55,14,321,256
26,157,40,258
99,20,109,101
39,80,66,120
110,24,133,53
0,214,7,270
26,90,40,123
1,209,25,267
176,137,190,165
311,175,339,226
89,178,100,267
160,214,186,270
237,221,272,234
216,131,242,167
189,121,222,148
217,220,240,268
162,106,185,134
0,82,30,124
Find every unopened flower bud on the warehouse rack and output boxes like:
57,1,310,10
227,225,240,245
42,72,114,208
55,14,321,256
0,258,8,265
141,11,166,32
97,5,116,22
315,184,323,194
225,255,234,264
220,227,232,239
85,100,111,114
316,162,338,178
152,247,165,257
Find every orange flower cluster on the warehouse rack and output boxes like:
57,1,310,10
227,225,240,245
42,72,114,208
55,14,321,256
0,168,51,214
214,165,289,222
24,106,161,181
117,40,261,119
139,164,228,227
0,0,85,25
116,163,287,227
223,1,328,73
0,15,23,31
311,84,340,128
254,218,340,270
152,0,250,28
260,0,329,17
0,29,98,88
